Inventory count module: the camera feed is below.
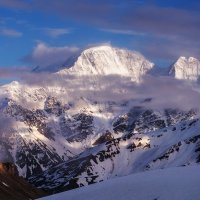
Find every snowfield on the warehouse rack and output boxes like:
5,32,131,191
39,165,200,200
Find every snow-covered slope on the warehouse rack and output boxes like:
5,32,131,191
29,107,200,193
38,165,200,200
58,45,154,82
169,56,200,81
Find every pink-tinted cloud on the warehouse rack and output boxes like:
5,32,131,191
0,66,30,79
22,42,79,68
42,28,70,38
0,28,22,37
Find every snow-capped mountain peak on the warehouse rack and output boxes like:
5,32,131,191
170,56,200,81
58,45,154,82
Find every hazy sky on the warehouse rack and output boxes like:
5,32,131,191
0,0,200,83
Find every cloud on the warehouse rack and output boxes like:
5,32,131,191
0,0,29,9
1,1,199,40
35,0,113,24
1,1,200,61
0,28,22,37
36,2,200,61
120,6,200,38
46,3,200,61
133,35,200,62
0,66,30,81
22,42,80,68
100,28,146,36
18,69,200,112
0,0,115,26
30,2,200,39
136,75,200,111
42,28,71,38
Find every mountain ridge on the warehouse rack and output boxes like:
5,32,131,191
31,45,200,83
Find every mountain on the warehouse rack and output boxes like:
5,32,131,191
38,165,200,200
32,45,154,80
58,45,154,82
0,45,200,197
0,45,154,179
29,107,200,193
169,56,200,81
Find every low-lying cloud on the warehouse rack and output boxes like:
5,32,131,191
1,67,200,161
17,71,200,112
0,66,30,80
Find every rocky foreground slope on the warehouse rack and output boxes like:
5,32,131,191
0,162,46,200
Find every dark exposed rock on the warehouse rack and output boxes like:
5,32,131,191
44,96,65,116
127,143,136,152
93,131,113,145
67,113,94,142
0,163,18,176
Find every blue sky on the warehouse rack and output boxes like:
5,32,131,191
0,0,200,83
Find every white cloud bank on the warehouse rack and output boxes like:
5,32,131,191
22,42,79,67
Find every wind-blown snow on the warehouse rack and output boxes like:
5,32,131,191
38,165,200,200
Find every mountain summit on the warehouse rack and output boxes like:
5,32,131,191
169,56,200,81
58,45,154,82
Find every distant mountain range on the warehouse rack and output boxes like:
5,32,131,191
33,45,200,81
0,45,200,197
